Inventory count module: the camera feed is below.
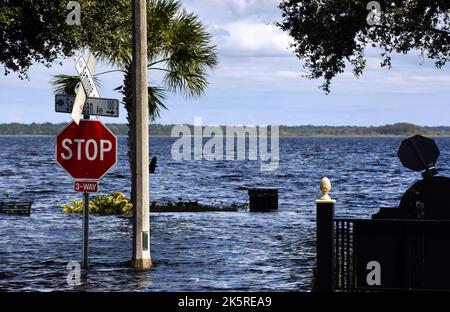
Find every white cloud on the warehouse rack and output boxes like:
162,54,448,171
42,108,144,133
274,70,301,79
212,55,302,83
184,0,281,23
210,25,231,37
331,68,450,94
213,22,293,57
184,0,290,57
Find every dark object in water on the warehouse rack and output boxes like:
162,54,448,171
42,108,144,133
150,157,157,174
248,188,278,212
0,200,32,216
150,201,239,213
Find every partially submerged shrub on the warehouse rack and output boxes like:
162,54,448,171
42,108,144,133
62,193,243,215
61,192,132,215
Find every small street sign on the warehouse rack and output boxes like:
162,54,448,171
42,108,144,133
75,55,100,98
72,53,97,124
55,94,119,117
74,181,99,193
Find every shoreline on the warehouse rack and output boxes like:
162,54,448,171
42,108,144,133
1,123,450,137
2,134,450,138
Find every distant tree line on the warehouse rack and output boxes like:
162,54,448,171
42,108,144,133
0,122,449,136
278,123,450,136
0,123,172,136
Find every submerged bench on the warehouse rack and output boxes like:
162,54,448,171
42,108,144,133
0,200,32,216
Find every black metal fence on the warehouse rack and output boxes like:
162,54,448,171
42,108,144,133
331,218,450,292
334,218,355,291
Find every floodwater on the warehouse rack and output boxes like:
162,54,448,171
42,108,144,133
0,136,449,291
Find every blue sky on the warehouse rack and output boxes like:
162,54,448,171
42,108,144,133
0,0,449,126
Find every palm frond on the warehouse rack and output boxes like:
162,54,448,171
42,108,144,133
96,48,132,70
51,74,102,95
163,70,208,98
148,85,168,121
148,2,218,99
51,75,80,95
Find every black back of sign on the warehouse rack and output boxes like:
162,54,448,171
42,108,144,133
397,135,439,173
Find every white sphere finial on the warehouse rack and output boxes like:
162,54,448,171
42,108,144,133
319,177,332,201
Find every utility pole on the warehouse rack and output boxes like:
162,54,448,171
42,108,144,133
131,0,152,269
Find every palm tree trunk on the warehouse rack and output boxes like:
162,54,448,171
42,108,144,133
122,65,136,209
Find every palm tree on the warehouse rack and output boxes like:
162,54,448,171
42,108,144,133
52,0,217,172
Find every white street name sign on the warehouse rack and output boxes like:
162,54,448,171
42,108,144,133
75,55,100,98
71,53,98,124
55,94,119,118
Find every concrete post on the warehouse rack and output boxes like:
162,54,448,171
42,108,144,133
315,177,336,292
131,0,152,269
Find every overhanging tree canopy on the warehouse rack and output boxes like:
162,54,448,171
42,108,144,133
0,0,132,77
0,1,76,77
277,0,450,92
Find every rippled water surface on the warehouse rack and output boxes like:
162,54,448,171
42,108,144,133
0,136,449,291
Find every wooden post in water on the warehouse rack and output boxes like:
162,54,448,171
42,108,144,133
131,0,152,269
315,177,336,292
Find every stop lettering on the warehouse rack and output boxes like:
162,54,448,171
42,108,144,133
60,139,113,161
56,120,117,180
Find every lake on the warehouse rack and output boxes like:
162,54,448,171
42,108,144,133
0,136,449,291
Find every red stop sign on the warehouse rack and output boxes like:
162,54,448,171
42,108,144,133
56,120,117,180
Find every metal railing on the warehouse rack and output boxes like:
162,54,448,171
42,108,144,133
334,218,355,291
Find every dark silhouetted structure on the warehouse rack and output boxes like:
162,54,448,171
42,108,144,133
316,135,450,292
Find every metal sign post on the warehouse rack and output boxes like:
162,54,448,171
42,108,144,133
82,113,89,269
73,53,95,268
82,190,89,269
